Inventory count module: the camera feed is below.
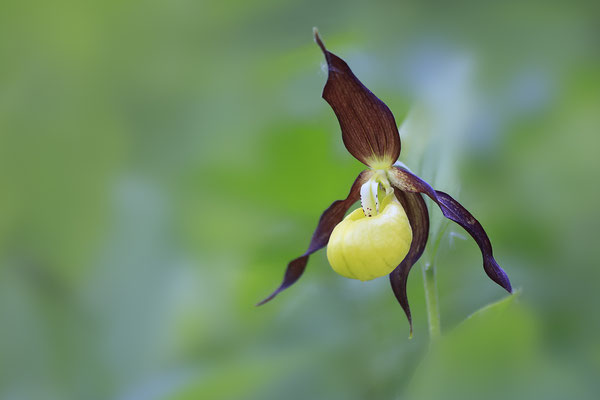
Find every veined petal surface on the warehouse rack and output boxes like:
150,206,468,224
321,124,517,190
314,30,401,167
388,166,512,293
390,190,430,335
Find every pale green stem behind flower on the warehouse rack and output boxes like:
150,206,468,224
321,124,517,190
397,52,478,339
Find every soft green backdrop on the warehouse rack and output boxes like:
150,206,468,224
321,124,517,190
0,0,599,399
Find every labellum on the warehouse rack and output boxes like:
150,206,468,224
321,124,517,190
328,173,412,281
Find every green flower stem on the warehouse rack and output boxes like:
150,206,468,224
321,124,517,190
422,261,441,341
422,222,448,341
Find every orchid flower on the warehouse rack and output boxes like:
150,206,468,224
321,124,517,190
258,30,512,334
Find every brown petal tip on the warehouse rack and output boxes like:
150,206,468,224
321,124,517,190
388,167,513,294
256,171,368,306
313,27,326,52
390,190,430,337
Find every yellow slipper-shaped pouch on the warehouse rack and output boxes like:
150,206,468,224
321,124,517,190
327,192,412,281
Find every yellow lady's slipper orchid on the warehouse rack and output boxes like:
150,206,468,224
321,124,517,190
257,29,512,335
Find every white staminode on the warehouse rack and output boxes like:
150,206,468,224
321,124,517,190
360,179,379,217
360,170,394,217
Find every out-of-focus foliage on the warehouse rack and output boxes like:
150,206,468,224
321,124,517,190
408,293,590,400
0,0,599,399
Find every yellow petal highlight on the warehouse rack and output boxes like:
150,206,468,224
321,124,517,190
327,195,413,281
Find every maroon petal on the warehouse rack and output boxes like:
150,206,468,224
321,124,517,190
314,30,401,167
388,167,512,293
390,190,430,336
256,171,370,306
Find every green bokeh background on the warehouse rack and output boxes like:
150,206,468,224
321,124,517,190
1,0,599,399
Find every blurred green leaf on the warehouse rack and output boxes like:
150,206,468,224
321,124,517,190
407,292,591,400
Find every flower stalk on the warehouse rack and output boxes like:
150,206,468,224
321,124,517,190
422,261,441,341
